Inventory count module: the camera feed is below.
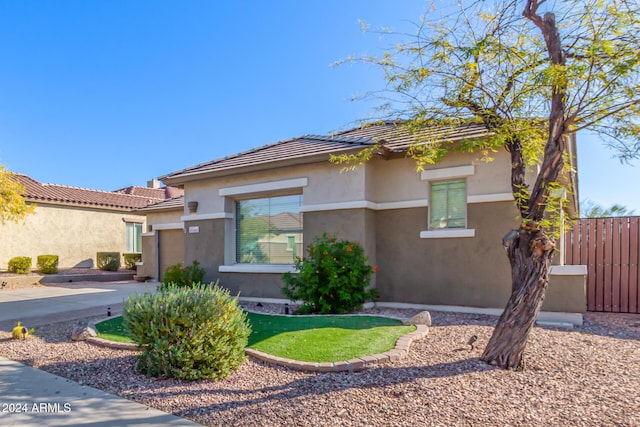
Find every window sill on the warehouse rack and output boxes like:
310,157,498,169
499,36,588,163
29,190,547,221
219,264,298,274
420,229,476,239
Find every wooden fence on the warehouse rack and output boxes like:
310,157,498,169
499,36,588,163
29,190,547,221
564,216,640,313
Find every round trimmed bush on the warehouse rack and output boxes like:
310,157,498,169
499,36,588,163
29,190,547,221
8,256,32,274
123,283,250,380
37,255,59,274
97,252,120,271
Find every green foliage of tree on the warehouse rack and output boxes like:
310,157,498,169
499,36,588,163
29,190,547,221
581,199,636,218
0,166,35,224
338,0,640,369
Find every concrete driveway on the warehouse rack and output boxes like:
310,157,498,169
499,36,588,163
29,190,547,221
0,281,156,332
0,281,203,426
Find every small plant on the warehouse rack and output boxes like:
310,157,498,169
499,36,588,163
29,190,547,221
97,252,120,271
8,256,32,274
37,255,59,274
123,283,250,380
161,260,206,289
123,253,142,270
282,233,378,314
11,321,34,340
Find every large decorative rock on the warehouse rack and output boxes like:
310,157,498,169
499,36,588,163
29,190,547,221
71,321,97,341
403,310,432,326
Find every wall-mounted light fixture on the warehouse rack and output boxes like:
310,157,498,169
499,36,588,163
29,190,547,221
187,201,199,215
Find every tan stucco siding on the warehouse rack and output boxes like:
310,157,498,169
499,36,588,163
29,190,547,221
146,210,183,227
183,219,225,284
375,202,518,308
182,152,516,221
368,151,514,204
158,229,185,281
183,163,365,215
0,204,146,269
139,235,156,278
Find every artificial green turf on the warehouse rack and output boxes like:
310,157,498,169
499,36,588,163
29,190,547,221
94,316,134,343
95,312,415,362
246,312,414,362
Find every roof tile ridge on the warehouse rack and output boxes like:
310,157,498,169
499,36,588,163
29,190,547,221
330,119,406,136
302,134,374,145
39,182,164,200
163,136,307,177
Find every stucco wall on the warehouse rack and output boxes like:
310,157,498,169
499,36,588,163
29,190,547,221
184,219,225,283
375,202,517,308
158,229,185,281
0,204,146,269
368,151,514,203
147,210,183,227
155,149,582,313
139,235,156,278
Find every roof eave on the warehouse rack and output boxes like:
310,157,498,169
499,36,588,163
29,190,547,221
24,198,147,212
160,147,364,186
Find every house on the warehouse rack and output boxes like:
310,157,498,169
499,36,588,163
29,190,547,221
0,175,183,269
142,121,586,322
136,196,185,280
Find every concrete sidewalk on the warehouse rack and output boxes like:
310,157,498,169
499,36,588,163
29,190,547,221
0,281,202,426
0,357,201,426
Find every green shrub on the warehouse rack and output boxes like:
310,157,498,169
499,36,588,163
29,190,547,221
97,252,120,271
123,253,142,270
123,283,250,380
8,256,32,274
161,261,206,289
282,233,378,314
37,255,59,274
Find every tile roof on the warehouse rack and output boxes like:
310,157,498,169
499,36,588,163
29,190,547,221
14,175,169,211
113,185,184,199
135,196,185,212
161,121,492,183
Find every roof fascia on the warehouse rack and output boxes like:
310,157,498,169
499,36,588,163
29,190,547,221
161,147,363,186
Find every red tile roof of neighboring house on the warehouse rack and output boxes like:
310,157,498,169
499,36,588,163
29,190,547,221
161,121,492,182
14,174,170,211
113,185,184,199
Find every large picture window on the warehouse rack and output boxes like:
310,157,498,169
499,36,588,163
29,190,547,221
125,222,142,253
236,194,302,264
430,179,466,229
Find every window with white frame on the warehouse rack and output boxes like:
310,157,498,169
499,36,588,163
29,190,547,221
125,222,142,252
235,194,302,264
429,179,467,229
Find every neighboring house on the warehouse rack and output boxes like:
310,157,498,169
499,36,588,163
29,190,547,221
145,121,586,321
0,175,183,269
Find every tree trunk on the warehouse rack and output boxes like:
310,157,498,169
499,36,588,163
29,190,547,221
481,227,554,370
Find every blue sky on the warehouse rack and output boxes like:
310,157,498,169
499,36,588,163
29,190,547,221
0,1,637,213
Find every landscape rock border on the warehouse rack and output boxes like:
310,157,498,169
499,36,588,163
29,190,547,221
86,316,430,373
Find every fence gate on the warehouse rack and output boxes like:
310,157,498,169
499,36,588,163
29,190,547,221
564,216,640,313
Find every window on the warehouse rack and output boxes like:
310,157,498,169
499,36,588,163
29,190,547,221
125,222,142,253
430,179,466,229
236,194,302,264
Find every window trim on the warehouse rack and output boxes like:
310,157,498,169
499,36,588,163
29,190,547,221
420,165,476,239
428,178,468,230
125,222,143,253
219,178,308,197
230,193,303,267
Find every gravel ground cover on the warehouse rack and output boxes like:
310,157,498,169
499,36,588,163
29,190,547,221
1,304,639,427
